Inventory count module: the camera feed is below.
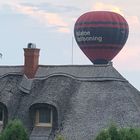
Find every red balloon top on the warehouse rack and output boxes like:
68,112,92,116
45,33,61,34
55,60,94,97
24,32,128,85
77,11,127,22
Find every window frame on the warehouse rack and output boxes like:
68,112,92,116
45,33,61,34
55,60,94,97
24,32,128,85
35,108,53,127
0,108,4,125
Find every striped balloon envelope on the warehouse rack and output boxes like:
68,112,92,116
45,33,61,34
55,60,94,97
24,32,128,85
74,11,129,64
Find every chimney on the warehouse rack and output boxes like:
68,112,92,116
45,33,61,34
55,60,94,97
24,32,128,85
24,43,40,79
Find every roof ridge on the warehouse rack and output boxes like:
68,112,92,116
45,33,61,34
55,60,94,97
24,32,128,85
34,73,127,82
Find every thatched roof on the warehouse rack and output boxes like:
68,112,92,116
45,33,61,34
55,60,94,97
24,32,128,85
0,63,140,140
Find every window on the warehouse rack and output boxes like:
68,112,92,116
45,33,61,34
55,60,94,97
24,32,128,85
0,107,3,124
35,108,53,127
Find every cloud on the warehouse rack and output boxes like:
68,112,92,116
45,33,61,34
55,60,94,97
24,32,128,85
114,46,140,71
126,16,140,28
57,27,71,33
11,4,70,33
0,1,10,9
91,2,124,16
0,0,20,7
0,1,70,33
21,2,80,13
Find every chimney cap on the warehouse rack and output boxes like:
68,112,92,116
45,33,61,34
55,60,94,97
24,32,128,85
27,43,36,49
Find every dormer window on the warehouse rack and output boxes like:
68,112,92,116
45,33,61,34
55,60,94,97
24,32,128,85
35,108,53,127
0,103,8,132
0,107,4,132
0,107,3,124
30,103,58,130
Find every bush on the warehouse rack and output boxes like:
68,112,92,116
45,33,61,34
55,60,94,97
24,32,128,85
119,127,140,140
55,134,65,140
0,119,29,140
95,130,110,140
95,124,140,140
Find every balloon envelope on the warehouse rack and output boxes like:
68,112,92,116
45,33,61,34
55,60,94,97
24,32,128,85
74,11,129,64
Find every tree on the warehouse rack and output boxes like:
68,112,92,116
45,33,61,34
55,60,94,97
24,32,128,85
95,124,140,140
0,119,29,140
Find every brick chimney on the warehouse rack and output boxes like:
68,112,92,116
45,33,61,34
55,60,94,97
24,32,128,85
24,43,40,79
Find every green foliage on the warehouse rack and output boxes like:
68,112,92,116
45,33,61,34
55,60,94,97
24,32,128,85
55,134,65,140
95,124,140,140
0,119,29,140
108,124,120,140
119,127,140,140
95,130,111,140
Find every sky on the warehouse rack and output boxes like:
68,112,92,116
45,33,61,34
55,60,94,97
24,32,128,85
0,0,140,91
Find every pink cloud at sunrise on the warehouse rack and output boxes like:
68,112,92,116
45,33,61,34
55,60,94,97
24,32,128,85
91,2,124,16
114,46,140,70
10,3,70,33
126,16,140,29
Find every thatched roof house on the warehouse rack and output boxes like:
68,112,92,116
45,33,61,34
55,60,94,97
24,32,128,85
0,46,140,140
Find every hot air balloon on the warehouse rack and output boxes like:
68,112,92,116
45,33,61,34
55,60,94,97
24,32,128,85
74,11,129,64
